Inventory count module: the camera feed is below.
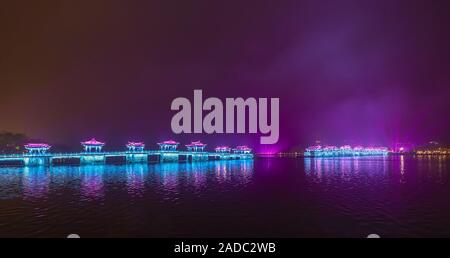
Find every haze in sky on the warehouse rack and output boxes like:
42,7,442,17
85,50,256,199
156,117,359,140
1,1,449,151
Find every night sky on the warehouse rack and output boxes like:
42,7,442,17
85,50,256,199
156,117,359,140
1,1,449,152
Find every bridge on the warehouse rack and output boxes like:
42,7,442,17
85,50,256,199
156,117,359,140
0,139,253,167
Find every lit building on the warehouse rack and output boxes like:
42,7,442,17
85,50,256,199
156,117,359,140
340,145,353,155
158,140,179,151
126,142,145,152
186,141,206,152
416,149,449,155
393,143,414,153
81,138,105,152
215,146,231,153
415,142,449,155
323,145,339,156
304,145,388,157
305,145,322,152
24,143,51,155
233,145,252,154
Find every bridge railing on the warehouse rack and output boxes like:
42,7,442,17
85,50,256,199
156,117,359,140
0,153,53,158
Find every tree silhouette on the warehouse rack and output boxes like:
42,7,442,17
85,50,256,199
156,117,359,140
0,131,31,154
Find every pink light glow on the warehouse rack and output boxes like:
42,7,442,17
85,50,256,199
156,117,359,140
353,146,364,150
306,145,322,151
235,145,252,151
340,145,352,150
215,146,231,151
216,146,230,149
186,141,206,147
25,143,51,149
126,142,145,147
158,140,179,145
81,138,105,146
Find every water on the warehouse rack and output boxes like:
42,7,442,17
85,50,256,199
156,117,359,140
0,156,449,237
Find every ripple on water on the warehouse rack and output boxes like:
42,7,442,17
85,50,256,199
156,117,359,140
0,157,450,237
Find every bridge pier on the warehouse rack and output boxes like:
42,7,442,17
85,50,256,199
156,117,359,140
160,152,179,162
191,153,209,162
208,155,220,160
218,154,232,160
126,153,147,163
23,156,51,166
238,154,253,160
80,155,106,165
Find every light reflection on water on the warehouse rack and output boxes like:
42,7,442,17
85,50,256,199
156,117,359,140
304,156,390,184
0,160,254,202
1,157,450,237
303,156,449,184
22,167,51,200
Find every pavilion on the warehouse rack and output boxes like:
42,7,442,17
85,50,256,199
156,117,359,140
81,138,105,152
158,140,179,151
215,146,231,153
126,142,145,152
24,143,51,155
186,141,206,152
233,145,252,154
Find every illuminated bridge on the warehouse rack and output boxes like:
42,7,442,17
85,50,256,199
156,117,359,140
0,139,253,167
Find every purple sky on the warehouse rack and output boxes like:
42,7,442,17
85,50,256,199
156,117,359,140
1,1,449,151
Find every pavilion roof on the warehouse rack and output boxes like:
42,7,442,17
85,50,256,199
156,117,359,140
186,141,206,147
235,145,251,151
215,146,231,151
81,138,105,146
24,143,51,149
126,142,145,147
306,145,321,151
158,140,179,145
